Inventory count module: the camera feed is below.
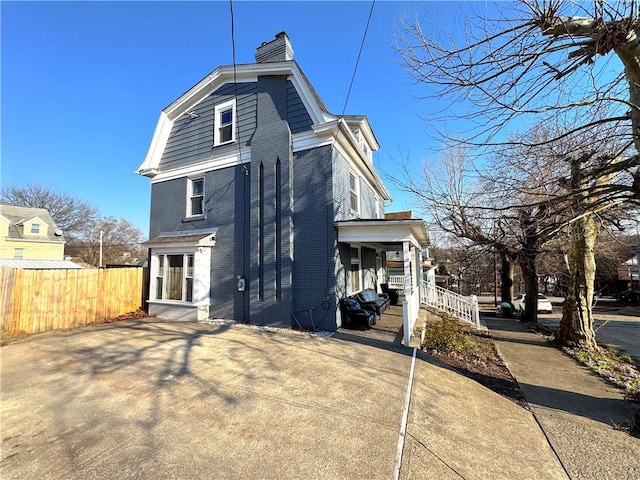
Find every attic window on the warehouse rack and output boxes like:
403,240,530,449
214,99,236,146
31,223,40,234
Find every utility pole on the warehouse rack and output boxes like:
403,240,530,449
99,230,103,268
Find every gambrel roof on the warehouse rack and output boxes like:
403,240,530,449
136,59,390,201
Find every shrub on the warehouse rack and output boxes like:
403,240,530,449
423,318,476,355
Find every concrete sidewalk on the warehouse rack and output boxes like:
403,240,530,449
485,316,640,480
2,318,568,479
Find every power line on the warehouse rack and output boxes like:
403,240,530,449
341,0,376,117
228,0,248,323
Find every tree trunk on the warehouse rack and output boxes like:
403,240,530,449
518,252,538,323
499,251,515,304
615,36,640,153
558,214,599,349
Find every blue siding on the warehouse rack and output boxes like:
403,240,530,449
359,181,378,218
159,80,312,173
287,80,313,133
159,83,257,171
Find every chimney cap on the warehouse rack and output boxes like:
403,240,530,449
255,32,294,63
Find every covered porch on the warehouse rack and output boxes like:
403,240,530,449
335,218,430,345
335,297,427,347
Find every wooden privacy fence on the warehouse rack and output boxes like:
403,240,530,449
0,267,144,334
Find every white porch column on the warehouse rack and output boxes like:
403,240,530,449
403,241,414,346
403,241,412,295
415,246,423,304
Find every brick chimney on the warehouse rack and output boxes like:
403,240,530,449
255,32,294,63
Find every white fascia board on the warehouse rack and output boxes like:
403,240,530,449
291,131,333,152
343,116,379,152
357,117,380,151
336,221,429,247
146,238,216,250
289,63,335,125
23,216,47,226
137,111,171,176
337,229,422,248
150,148,251,184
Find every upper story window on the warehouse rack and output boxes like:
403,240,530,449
14,248,25,259
214,99,236,146
349,171,360,214
30,223,40,234
188,177,204,217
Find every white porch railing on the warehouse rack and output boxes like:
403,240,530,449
388,275,405,293
420,282,480,329
402,287,422,346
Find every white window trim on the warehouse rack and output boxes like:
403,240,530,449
149,246,211,307
349,245,363,294
214,99,237,146
153,253,193,303
187,176,205,218
349,170,360,215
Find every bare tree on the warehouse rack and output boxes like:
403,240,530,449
67,217,146,267
1,183,146,267
1,183,98,240
395,0,640,347
398,1,635,153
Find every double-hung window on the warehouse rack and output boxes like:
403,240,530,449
214,99,236,146
350,246,362,293
188,177,204,217
31,223,40,234
145,228,216,320
349,171,360,214
155,253,194,303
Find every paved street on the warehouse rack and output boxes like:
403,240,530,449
479,296,639,358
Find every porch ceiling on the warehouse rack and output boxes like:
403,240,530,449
335,219,429,248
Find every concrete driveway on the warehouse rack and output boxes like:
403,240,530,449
1,319,565,479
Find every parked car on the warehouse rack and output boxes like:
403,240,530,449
617,288,640,303
512,293,553,314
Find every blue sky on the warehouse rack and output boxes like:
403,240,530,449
2,1,462,236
